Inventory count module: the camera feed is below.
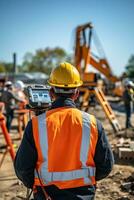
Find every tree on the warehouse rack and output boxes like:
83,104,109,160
21,47,72,75
125,55,134,78
0,63,6,72
0,62,13,73
21,52,34,72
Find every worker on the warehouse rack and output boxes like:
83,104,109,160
14,80,27,108
14,80,26,100
123,80,134,129
0,78,6,101
1,81,25,132
14,62,114,200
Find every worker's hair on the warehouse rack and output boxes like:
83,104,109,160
54,93,74,98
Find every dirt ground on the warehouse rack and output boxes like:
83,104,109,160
0,100,134,200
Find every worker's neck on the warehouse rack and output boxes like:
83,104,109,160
50,97,76,110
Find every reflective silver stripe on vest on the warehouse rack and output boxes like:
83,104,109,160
80,111,90,167
80,111,91,183
34,111,96,184
34,113,48,178
77,195,93,200
38,113,48,162
39,167,95,183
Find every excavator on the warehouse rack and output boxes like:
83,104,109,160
74,22,121,132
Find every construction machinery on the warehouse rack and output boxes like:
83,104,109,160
0,103,15,168
74,22,121,132
75,22,120,83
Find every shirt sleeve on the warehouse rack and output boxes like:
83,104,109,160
14,120,38,188
94,119,114,181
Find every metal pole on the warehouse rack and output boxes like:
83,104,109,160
13,53,17,74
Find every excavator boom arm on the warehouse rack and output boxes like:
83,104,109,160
75,23,119,83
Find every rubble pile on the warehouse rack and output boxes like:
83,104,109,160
112,137,134,162
121,173,134,196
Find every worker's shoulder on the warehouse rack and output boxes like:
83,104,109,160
29,113,44,123
1,90,12,100
5,90,15,97
1,90,8,95
82,110,103,125
81,110,97,120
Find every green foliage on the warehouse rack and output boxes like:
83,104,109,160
125,55,134,78
0,47,73,75
0,63,6,72
21,47,72,75
0,62,13,73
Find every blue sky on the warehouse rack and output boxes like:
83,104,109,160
0,0,134,75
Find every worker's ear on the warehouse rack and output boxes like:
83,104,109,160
49,87,56,100
72,89,79,101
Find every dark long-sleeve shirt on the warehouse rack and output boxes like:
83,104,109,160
1,89,23,112
14,97,114,193
123,89,134,106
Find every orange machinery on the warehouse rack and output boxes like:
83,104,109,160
0,103,15,168
74,22,121,132
75,22,119,84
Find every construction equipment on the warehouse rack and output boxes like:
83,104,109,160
0,103,15,168
74,22,121,132
26,85,51,110
26,84,52,116
75,22,119,83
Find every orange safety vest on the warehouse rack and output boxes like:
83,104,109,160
32,107,98,189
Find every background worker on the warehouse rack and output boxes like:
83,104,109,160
14,62,114,200
123,80,134,129
14,80,27,109
1,81,25,132
14,80,26,100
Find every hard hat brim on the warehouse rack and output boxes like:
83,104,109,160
47,80,83,88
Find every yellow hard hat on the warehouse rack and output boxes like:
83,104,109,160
48,62,83,88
